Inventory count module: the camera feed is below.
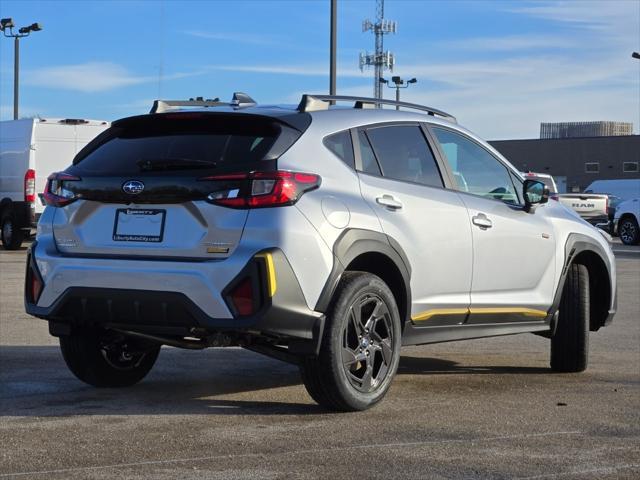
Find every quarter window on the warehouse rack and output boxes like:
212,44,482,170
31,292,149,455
623,162,638,173
364,125,444,188
432,127,519,204
323,130,355,169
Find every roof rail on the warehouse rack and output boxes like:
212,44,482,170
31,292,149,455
297,94,456,122
150,92,257,114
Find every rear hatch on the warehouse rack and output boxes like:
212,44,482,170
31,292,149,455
49,111,308,259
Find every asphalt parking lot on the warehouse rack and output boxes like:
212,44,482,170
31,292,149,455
1,240,638,479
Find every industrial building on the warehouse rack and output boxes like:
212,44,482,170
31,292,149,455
539,121,633,139
489,134,640,193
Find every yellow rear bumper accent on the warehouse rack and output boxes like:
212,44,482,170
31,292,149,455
255,253,277,297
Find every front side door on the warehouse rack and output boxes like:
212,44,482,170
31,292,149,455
430,126,556,324
354,123,473,326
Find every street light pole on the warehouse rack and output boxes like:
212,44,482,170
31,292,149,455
379,76,417,109
1,18,43,120
14,36,20,120
330,0,337,97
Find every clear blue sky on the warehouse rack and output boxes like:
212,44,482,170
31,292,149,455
1,0,638,139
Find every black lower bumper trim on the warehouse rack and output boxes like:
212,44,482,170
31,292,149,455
25,247,324,354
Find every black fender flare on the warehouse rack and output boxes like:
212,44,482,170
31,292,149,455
549,232,615,331
314,228,412,322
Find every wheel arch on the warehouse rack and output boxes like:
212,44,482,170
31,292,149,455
552,234,614,332
314,229,411,328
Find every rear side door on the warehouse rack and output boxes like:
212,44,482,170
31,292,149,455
429,126,556,324
355,123,473,326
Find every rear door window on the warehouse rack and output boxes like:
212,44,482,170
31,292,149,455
364,125,444,188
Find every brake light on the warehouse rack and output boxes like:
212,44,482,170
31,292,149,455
43,172,81,207
24,169,36,203
200,171,321,208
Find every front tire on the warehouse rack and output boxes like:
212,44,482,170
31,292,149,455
300,272,401,411
1,214,25,250
60,328,161,387
551,263,589,372
619,217,640,245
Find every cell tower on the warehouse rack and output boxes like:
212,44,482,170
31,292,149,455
359,0,396,100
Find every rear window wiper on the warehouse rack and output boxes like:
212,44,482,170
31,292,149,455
137,158,217,171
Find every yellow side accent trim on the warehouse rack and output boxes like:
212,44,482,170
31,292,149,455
411,307,548,322
469,307,547,318
255,253,277,297
411,308,469,322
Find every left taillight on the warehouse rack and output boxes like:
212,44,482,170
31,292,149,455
43,172,81,207
24,169,36,203
25,253,43,304
199,170,321,209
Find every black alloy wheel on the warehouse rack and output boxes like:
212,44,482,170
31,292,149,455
341,293,394,393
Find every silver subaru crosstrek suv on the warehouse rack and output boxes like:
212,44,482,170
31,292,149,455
25,93,616,411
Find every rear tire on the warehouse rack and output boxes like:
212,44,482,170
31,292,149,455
300,272,401,411
619,217,640,245
60,328,161,387
551,263,589,373
1,214,25,250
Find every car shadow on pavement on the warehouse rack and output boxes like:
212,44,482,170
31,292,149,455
398,356,551,375
1,346,551,417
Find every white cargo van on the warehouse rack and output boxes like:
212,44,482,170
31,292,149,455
0,118,109,249
584,179,640,202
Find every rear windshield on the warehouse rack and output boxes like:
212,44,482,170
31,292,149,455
73,114,287,175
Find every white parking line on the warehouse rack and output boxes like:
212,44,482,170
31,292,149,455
0,430,583,478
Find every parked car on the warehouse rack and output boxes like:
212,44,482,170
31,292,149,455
555,192,610,230
613,198,640,245
584,179,640,235
0,118,109,249
584,179,640,202
24,93,616,411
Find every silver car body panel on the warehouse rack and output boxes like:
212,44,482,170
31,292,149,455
30,104,617,337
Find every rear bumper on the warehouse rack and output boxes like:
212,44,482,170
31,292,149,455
25,241,324,354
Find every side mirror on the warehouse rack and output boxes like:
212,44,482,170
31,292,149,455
523,179,549,212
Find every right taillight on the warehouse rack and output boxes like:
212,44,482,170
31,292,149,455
43,172,81,207
199,170,321,208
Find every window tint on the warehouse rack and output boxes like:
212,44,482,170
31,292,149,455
74,115,281,175
358,130,382,176
365,125,443,188
432,127,519,204
323,130,355,168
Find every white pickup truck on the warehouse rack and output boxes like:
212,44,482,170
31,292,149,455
555,193,610,230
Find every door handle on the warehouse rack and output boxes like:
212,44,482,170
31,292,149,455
376,195,403,210
472,213,492,229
